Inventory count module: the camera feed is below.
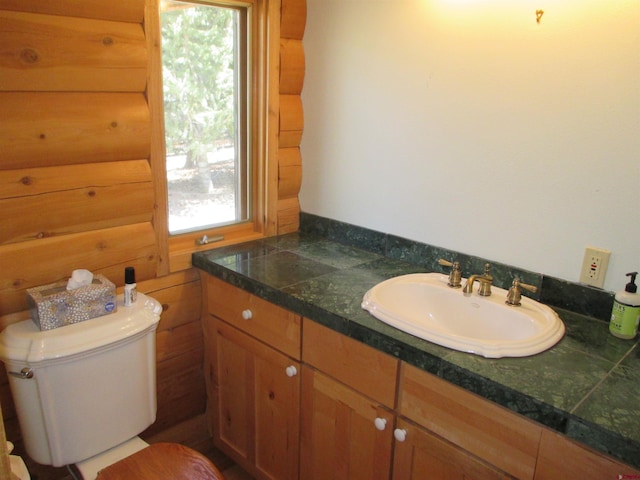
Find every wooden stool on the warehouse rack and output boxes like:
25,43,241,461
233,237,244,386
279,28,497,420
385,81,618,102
95,443,224,480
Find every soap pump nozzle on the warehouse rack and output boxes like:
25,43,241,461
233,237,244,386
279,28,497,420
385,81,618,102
624,272,638,293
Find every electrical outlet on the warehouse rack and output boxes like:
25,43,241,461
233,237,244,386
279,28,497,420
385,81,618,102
579,247,611,288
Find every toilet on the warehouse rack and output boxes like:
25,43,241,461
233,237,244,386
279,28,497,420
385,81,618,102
0,293,165,479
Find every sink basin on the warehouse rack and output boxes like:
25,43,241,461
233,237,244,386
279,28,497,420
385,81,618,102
361,273,564,358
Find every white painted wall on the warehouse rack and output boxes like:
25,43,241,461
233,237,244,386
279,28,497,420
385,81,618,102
300,0,639,291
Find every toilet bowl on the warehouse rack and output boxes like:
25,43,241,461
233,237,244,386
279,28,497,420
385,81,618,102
0,293,163,479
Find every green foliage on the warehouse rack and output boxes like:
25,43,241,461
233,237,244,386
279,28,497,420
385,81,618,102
161,4,236,161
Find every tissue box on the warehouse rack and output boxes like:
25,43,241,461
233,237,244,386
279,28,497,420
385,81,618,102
27,274,117,330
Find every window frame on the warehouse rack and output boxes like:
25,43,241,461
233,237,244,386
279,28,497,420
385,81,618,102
147,0,279,273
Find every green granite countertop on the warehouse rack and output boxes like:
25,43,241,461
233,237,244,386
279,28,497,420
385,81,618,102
193,232,640,469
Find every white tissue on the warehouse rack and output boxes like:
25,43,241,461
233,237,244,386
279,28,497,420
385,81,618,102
66,269,94,290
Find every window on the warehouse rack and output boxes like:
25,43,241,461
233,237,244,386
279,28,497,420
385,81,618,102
161,0,250,235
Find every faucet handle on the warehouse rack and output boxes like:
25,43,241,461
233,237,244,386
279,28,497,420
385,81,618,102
475,263,493,296
438,259,462,288
506,278,538,306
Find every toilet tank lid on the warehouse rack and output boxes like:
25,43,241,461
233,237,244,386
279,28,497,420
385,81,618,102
0,293,162,365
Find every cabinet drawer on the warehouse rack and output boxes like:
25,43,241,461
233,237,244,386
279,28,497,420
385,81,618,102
399,363,541,480
303,319,398,408
206,275,301,359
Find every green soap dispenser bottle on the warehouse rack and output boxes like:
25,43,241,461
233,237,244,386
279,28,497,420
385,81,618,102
609,272,640,339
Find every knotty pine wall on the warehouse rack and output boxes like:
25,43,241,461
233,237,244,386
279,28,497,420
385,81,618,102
0,0,305,476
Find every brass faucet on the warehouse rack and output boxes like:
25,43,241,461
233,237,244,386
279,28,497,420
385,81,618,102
462,263,493,296
438,259,462,288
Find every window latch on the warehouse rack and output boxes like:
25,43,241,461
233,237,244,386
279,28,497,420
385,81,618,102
196,234,224,246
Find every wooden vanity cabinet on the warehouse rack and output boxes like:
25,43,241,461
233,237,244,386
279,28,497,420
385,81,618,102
202,275,639,480
203,276,301,480
300,320,398,480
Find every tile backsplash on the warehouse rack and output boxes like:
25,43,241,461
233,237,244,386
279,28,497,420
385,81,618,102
300,212,614,322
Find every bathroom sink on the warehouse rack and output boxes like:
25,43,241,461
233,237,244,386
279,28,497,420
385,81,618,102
361,273,564,358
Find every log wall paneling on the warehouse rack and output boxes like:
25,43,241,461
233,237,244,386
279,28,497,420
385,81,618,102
140,271,206,439
0,223,159,314
0,160,154,245
279,94,304,133
0,92,151,170
278,147,302,200
277,94,304,234
0,160,152,200
143,414,213,456
0,368,14,417
0,0,146,23
0,11,147,92
279,38,305,94
147,347,206,436
277,0,305,233
279,129,304,150
277,196,302,233
280,0,306,40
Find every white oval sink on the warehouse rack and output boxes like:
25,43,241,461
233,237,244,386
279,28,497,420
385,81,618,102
361,273,564,358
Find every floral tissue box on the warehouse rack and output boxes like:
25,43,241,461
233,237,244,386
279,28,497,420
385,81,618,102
27,274,117,331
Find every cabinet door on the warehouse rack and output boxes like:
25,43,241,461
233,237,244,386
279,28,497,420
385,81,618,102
393,418,513,480
300,366,394,480
210,320,300,480
534,429,640,480
399,363,540,479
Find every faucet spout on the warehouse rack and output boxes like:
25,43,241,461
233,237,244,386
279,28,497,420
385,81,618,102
462,263,493,296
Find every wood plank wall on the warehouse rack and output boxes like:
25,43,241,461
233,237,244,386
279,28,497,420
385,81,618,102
0,1,157,315
0,0,305,477
278,0,306,234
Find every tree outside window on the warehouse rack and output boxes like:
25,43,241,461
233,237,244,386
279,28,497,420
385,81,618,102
161,2,248,234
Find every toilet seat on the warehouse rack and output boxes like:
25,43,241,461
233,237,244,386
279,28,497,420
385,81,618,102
95,443,224,480
69,437,149,480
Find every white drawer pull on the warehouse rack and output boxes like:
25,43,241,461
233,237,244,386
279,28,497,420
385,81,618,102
285,365,298,377
374,418,387,431
394,428,407,442
242,309,253,320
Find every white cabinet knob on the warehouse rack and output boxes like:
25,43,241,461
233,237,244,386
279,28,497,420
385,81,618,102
285,365,298,377
394,428,407,442
242,309,253,320
374,418,387,431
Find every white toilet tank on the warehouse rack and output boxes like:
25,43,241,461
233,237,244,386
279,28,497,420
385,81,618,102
0,293,162,468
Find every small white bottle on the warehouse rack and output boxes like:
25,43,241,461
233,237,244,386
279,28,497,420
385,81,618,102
123,266,137,307
609,272,640,339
